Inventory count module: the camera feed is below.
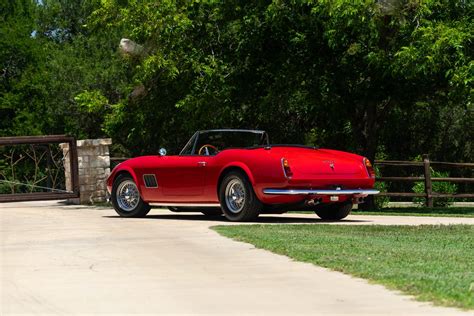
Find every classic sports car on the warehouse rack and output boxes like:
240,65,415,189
107,129,379,221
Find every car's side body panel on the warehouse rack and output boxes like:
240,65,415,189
107,145,376,207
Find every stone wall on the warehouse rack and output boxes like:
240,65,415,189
60,139,112,204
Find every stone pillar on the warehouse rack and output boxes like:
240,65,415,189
60,138,112,204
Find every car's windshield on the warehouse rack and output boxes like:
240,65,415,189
180,130,268,155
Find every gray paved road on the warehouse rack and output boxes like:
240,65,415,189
1,201,473,315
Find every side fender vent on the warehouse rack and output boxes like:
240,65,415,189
143,174,158,188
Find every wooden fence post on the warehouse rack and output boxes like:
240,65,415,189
423,154,433,207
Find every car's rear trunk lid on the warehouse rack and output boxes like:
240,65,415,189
269,146,366,178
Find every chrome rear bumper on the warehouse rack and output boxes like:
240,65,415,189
263,189,380,195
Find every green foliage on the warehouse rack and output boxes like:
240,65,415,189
0,144,66,194
412,169,458,207
0,0,472,165
74,90,109,113
373,165,390,208
83,0,473,159
0,0,128,140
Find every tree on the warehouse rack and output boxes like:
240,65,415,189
0,0,42,135
0,0,130,140
1,0,472,164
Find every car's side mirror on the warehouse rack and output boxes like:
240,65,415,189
159,148,167,156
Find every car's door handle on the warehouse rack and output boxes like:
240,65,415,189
197,161,207,167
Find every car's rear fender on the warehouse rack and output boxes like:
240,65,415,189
217,162,256,195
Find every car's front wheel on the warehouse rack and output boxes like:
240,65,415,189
314,201,352,220
111,174,150,217
219,171,261,221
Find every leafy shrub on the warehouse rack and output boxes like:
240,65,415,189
373,165,390,209
412,169,457,207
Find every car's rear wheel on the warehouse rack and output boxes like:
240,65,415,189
219,171,261,221
314,201,352,220
112,174,150,217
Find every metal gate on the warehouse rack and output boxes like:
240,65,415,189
0,135,79,202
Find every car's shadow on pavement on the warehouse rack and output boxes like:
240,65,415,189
103,214,371,224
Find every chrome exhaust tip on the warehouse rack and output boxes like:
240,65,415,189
352,197,365,204
305,198,322,206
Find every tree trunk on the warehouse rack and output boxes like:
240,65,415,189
354,101,380,210
353,101,378,161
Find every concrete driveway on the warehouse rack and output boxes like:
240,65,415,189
1,201,473,315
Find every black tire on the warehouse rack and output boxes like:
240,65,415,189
219,171,261,221
314,201,352,220
111,174,151,217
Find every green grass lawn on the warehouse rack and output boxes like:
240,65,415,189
351,207,474,218
213,224,474,310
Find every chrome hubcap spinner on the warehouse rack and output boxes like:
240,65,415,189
116,180,140,212
225,178,246,213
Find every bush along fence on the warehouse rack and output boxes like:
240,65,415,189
374,154,474,207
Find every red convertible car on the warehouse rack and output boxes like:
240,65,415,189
107,129,379,221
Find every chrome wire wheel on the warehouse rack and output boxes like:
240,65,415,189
219,171,261,221
225,178,246,213
116,180,140,212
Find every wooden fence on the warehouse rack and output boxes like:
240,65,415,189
375,154,474,207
